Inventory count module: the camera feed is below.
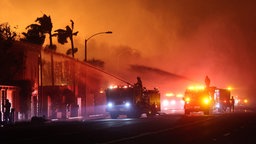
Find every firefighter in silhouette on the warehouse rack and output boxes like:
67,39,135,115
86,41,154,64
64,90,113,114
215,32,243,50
4,99,11,124
135,77,143,103
230,96,235,112
136,76,143,89
205,75,210,88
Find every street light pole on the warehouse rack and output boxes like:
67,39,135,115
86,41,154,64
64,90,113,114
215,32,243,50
84,31,112,62
83,31,112,119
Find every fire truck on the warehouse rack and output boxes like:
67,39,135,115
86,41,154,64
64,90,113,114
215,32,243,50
214,88,232,112
183,86,214,115
183,85,233,115
235,96,249,111
161,93,184,112
105,84,161,119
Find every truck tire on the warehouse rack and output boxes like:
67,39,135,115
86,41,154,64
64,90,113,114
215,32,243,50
110,113,119,119
127,111,141,118
147,111,155,117
204,110,209,115
185,109,190,115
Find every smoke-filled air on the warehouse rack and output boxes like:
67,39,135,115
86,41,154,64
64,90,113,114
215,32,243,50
1,0,256,104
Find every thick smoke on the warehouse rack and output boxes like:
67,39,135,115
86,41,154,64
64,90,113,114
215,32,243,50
103,0,256,104
2,0,256,104
136,0,256,99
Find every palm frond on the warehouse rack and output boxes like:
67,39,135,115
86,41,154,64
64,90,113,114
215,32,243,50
65,26,72,35
36,14,53,33
73,31,79,36
54,28,69,44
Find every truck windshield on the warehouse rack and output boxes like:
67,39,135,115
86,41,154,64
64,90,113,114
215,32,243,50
185,90,209,98
106,87,134,104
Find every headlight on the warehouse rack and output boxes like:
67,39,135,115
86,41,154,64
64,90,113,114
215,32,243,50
107,102,113,108
203,98,210,104
162,100,169,106
170,100,176,105
184,97,190,103
125,102,130,107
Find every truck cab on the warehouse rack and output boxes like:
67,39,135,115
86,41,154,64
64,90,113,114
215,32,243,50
105,85,136,118
105,85,160,119
183,86,214,115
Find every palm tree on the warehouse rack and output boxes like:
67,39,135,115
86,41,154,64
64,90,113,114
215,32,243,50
35,14,56,50
53,20,79,58
23,14,56,87
23,14,56,49
53,20,79,111
21,24,45,45
0,23,21,83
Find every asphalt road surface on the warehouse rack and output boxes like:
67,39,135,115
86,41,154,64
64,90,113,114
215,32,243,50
1,110,256,144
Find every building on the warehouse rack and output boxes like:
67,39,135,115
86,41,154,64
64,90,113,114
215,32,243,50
1,41,125,121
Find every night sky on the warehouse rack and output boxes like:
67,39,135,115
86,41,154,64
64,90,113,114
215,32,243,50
1,0,256,103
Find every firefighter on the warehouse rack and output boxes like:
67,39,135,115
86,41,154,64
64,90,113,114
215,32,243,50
136,76,143,89
135,77,143,103
230,96,235,112
4,99,11,124
205,75,210,88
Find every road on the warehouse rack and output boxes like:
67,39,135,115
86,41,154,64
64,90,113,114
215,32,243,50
0,110,256,144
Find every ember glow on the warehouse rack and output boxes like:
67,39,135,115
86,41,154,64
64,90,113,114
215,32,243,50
1,0,256,105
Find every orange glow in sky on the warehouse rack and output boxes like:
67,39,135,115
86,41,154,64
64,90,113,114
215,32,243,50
1,0,256,104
